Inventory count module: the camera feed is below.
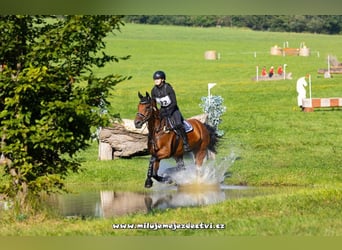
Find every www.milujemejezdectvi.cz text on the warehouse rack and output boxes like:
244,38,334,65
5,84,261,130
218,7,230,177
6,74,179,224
112,222,226,231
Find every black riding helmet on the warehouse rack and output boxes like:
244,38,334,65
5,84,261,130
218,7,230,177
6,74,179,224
153,70,166,80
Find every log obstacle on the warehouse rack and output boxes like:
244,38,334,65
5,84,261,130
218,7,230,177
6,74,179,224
270,46,310,56
302,97,342,112
98,120,148,160
283,48,300,56
317,67,342,74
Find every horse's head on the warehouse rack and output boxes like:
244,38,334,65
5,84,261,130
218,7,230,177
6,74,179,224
134,91,154,129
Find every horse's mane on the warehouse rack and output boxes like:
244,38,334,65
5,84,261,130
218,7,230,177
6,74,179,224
151,99,162,124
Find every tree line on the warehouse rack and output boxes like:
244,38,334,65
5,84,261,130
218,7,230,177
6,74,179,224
123,15,342,34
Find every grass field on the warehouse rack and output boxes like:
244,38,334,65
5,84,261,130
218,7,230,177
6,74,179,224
101,24,342,187
1,23,341,236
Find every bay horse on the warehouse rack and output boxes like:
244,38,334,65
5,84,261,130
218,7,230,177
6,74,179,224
134,92,218,188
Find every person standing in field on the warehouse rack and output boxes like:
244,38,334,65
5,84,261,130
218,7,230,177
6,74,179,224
151,70,191,152
296,75,308,111
277,65,283,75
268,66,274,77
261,66,267,77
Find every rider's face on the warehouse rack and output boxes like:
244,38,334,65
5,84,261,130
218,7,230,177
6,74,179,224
154,78,163,86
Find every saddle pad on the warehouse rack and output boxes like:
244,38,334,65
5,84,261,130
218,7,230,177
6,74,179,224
183,120,193,133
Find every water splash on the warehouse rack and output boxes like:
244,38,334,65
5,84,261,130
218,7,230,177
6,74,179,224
148,152,239,209
159,152,238,187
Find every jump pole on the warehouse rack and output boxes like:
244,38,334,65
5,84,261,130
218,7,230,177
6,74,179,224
208,83,216,106
309,74,312,107
256,66,259,82
208,83,216,123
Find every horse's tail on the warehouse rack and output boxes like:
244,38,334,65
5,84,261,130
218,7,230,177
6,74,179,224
204,124,219,154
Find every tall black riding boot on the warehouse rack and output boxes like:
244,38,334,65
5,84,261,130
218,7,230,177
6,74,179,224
177,126,191,152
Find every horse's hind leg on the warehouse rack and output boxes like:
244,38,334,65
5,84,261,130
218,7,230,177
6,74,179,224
194,149,207,167
193,148,209,177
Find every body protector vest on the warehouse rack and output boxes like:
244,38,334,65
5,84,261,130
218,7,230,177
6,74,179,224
151,82,183,127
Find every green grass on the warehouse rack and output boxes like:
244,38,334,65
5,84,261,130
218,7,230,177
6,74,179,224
1,24,341,236
102,24,342,188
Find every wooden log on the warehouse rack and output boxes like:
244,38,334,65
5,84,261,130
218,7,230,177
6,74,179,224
98,141,113,160
318,68,342,74
283,48,299,56
99,124,148,159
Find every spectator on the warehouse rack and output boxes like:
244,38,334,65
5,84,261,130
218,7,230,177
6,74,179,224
277,65,283,75
261,66,267,76
268,66,274,77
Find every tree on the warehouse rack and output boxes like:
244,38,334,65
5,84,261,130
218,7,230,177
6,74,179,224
306,16,324,34
123,15,342,34
323,15,342,34
0,15,130,210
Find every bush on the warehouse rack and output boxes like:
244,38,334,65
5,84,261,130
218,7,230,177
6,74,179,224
199,95,226,136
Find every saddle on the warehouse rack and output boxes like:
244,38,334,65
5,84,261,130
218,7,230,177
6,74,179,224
163,118,193,133
182,120,193,133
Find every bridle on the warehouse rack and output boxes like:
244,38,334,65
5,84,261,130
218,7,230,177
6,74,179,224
136,100,153,125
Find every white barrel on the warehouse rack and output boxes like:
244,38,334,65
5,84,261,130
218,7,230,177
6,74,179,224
204,50,217,60
299,48,310,56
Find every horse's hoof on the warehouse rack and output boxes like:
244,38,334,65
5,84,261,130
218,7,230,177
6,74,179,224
176,165,186,172
162,175,174,185
145,178,153,188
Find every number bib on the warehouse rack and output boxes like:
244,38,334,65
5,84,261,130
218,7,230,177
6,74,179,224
156,95,171,107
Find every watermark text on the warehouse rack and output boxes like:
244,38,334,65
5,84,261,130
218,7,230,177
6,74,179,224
112,222,225,231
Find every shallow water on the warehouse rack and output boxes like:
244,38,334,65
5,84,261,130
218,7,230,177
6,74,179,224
43,153,295,218
45,184,263,218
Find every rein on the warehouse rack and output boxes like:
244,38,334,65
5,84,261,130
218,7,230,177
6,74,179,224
136,101,153,125
137,100,173,151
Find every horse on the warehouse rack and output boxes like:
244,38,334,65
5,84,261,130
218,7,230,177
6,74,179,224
134,92,218,188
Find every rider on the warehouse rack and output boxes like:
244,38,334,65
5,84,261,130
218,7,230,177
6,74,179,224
151,70,191,152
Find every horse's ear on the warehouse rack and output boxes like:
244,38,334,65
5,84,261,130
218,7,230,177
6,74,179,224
138,92,143,99
146,91,150,99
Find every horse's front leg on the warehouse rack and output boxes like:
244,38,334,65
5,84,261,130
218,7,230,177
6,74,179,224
152,159,172,184
145,155,156,188
145,156,171,188
152,158,161,181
